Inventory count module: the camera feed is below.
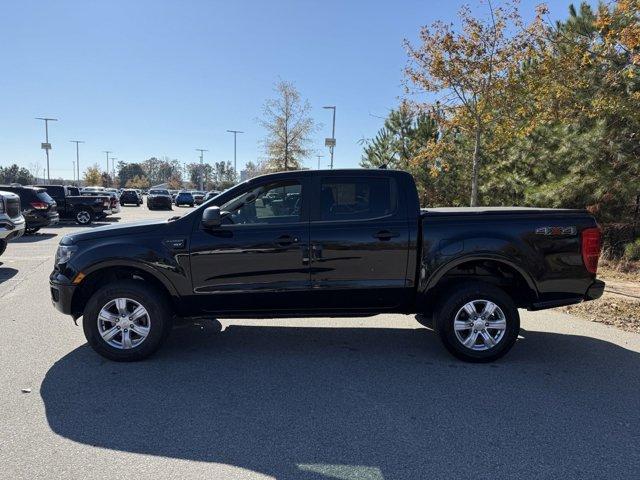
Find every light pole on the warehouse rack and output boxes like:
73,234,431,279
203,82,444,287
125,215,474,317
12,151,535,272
70,140,84,186
316,154,324,170
109,157,117,186
72,161,75,182
226,130,244,179
322,106,336,169
103,151,112,174
36,117,58,184
196,148,208,191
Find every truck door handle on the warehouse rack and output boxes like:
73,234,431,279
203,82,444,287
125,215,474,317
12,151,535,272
373,230,398,241
275,235,298,247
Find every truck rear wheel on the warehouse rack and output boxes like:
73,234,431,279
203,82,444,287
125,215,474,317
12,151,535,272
0,239,6,257
82,280,172,361
434,282,519,362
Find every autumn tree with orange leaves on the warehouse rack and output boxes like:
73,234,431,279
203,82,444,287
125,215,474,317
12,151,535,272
404,1,545,206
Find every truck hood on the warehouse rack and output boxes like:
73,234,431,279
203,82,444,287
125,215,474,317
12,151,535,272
61,220,166,245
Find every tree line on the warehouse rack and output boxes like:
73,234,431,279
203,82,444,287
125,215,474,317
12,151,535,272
81,157,237,191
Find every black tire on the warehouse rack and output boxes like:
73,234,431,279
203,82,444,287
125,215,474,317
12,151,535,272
0,239,6,257
434,282,520,362
25,227,40,235
82,280,172,361
75,209,93,225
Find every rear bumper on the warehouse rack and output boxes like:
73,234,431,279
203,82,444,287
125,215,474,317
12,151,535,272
584,279,605,301
25,211,59,228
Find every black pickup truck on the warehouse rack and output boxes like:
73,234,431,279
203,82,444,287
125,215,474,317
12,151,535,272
37,185,111,225
50,169,604,362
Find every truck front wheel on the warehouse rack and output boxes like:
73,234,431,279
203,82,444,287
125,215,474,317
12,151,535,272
82,280,172,361
434,282,519,362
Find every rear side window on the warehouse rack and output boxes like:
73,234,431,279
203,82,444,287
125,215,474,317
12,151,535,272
36,191,54,203
320,177,397,221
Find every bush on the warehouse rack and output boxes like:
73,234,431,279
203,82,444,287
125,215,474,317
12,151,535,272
624,239,640,262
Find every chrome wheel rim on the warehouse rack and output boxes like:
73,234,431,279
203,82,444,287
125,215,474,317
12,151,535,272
77,211,90,223
453,299,507,351
97,298,151,349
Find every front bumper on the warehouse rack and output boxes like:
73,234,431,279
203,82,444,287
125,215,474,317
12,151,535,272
584,279,605,301
50,272,77,316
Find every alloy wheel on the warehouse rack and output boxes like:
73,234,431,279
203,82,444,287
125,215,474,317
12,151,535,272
76,211,91,224
97,297,151,349
453,299,507,351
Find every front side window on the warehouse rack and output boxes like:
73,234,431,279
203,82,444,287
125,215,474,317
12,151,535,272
320,177,397,221
221,180,302,225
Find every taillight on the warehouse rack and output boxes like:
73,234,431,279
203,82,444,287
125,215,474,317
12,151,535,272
581,227,601,274
30,201,49,210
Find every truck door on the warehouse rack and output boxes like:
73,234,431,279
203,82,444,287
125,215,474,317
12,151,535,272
189,175,312,313
308,174,411,310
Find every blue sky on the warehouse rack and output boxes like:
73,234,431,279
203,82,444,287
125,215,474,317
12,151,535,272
0,0,579,179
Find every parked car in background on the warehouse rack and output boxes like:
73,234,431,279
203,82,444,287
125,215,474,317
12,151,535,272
169,190,179,204
0,190,25,256
203,190,221,202
175,191,194,207
119,189,142,206
81,186,105,194
191,190,205,205
0,185,59,234
82,190,121,215
36,185,111,225
146,189,172,210
105,188,119,199
50,169,604,362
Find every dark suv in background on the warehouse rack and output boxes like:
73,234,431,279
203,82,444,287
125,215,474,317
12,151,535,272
147,189,172,210
0,185,59,234
120,189,142,206
175,191,194,207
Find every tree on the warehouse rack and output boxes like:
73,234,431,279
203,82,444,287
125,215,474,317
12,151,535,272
100,172,112,187
360,102,439,170
0,164,34,185
404,1,545,206
259,80,317,171
117,162,145,188
212,161,236,189
185,162,213,188
83,164,102,186
125,175,150,189
142,157,182,185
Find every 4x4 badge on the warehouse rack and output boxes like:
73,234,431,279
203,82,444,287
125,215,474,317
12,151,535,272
535,226,577,236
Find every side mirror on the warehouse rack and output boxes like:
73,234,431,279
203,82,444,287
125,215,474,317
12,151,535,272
201,206,221,229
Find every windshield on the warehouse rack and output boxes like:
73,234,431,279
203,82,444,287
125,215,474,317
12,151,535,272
149,190,169,195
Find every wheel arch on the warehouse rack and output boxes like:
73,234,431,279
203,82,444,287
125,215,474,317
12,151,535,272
70,261,179,318
420,254,539,310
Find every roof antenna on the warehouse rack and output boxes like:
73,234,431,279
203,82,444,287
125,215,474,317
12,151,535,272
378,163,388,169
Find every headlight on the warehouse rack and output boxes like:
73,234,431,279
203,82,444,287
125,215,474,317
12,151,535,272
55,245,78,266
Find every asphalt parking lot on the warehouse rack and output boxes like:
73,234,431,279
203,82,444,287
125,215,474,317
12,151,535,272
0,204,639,479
